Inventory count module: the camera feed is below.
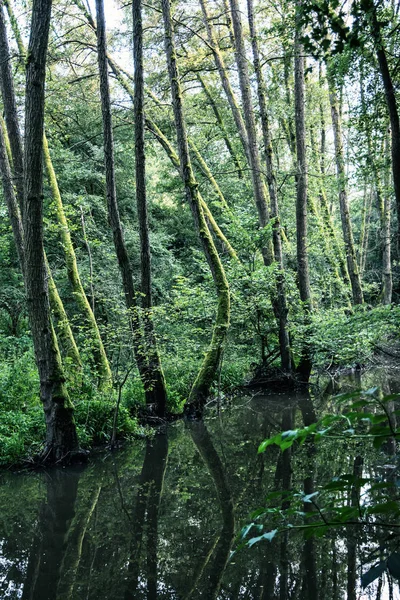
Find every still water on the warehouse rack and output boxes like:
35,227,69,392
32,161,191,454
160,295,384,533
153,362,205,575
0,367,399,599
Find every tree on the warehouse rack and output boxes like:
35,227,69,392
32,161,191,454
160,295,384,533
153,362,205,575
294,2,313,379
161,0,230,415
23,0,79,462
132,0,168,412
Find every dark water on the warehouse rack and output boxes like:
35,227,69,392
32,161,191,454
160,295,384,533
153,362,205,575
0,367,399,599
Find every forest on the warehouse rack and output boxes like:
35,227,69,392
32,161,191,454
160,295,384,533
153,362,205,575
0,0,400,597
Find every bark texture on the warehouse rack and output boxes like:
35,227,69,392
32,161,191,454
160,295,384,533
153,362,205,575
23,0,78,462
43,135,112,388
382,133,393,304
247,0,291,371
199,0,249,157
196,73,244,178
162,0,230,416
0,4,24,213
228,0,273,266
145,118,238,260
294,11,312,380
328,76,364,305
367,1,400,256
95,0,165,411
0,0,82,372
132,0,167,412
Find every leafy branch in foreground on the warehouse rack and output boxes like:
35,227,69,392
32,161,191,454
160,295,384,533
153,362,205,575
235,389,400,592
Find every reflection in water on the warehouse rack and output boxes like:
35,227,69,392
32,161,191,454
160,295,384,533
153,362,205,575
124,432,168,600
22,468,81,600
0,367,399,599
187,420,235,599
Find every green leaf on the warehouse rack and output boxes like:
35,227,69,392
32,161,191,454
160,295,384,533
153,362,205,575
387,553,400,580
240,522,255,540
364,387,379,397
303,491,319,503
258,433,282,453
361,561,387,589
367,501,400,516
247,529,278,547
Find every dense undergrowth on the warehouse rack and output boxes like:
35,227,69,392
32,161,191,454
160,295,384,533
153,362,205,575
0,303,399,468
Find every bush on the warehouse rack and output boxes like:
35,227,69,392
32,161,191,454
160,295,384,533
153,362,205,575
0,408,45,466
74,399,141,447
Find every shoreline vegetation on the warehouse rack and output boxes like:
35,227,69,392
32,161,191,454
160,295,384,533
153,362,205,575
1,338,398,470
0,0,400,468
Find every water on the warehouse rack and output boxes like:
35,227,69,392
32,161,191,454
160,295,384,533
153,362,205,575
0,367,399,599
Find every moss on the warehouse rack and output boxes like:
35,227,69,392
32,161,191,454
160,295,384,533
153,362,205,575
43,135,112,389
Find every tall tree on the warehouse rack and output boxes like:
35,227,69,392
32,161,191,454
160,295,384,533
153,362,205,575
246,0,291,372
1,1,111,387
228,0,273,268
366,0,400,256
161,0,230,415
294,3,313,379
95,0,167,413
382,132,393,304
0,114,82,371
132,0,168,411
23,0,79,462
327,70,364,305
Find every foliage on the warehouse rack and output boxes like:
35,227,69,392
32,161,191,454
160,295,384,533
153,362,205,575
237,388,400,592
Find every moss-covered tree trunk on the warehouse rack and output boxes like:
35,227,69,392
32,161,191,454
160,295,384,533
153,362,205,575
382,133,393,304
161,0,230,416
0,118,82,372
95,0,167,412
199,0,249,160
294,10,313,381
328,78,364,305
132,0,167,413
23,0,79,463
1,1,109,387
43,136,112,389
0,5,24,213
359,184,373,278
246,0,291,372
309,125,350,298
196,73,244,178
0,1,84,376
145,118,238,261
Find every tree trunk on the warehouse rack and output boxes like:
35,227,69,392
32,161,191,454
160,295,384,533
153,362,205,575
382,132,393,304
196,73,244,178
0,0,82,374
43,135,112,389
161,0,230,416
199,0,249,158
247,0,291,371
328,75,364,305
95,0,166,412
23,0,79,463
359,184,373,278
228,0,273,266
294,12,313,380
309,125,349,297
145,117,238,261
0,4,24,214
132,0,167,413
368,2,400,256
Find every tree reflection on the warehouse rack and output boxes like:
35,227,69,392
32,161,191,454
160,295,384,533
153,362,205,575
124,432,168,600
187,420,235,600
